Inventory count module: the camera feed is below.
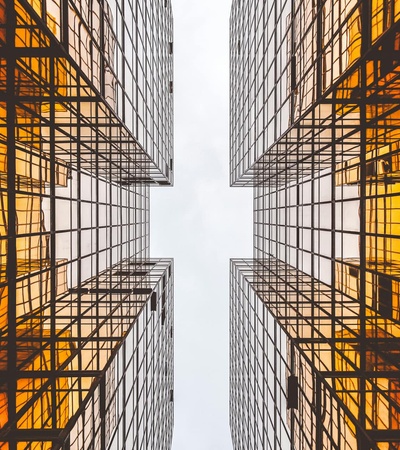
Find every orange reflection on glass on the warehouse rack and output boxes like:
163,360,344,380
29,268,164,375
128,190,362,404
336,0,400,121
335,323,400,448
0,326,72,446
335,143,400,322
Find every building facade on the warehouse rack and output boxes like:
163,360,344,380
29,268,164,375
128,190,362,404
0,0,174,448
230,0,400,449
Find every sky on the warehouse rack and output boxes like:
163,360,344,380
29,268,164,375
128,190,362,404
150,1,253,449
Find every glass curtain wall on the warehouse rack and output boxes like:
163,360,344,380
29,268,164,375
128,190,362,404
230,1,400,449
0,0,174,448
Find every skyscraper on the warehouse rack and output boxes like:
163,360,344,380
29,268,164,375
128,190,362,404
230,0,400,449
0,0,174,448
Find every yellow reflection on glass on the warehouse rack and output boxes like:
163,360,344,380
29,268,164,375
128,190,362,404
0,327,72,449
335,324,400,441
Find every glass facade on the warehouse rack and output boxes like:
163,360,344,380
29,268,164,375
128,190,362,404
230,0,400,449
0,0,174,448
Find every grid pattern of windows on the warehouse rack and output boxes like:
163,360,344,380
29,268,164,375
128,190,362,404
67,0,174,181
230,0,291,185
230,260,290,450
230,259,396,450
1,0,174,448
65,259,174,450
1,259,174,449
230,0,400,449
1,0,173,186
230,0,400,187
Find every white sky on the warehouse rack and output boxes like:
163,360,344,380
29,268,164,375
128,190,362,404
150,1,253,449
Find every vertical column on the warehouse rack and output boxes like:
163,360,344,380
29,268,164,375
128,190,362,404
5,1,16,448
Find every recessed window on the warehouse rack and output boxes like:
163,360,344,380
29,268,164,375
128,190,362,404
151,292,157,311
287,375,298,409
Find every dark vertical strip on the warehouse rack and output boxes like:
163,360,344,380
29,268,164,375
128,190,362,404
253,184,256,259
61,0,69,49
49,53,57,431
315,377,323,448
290,0,296,125
99,0,105,97
76,69,83,398
100,376,106,449
161,273,166,325
358,1,370,446
95,100,100,369
330,96,336,382
310,107,315,344
6,1,17,447
289,342,296,450
316,0,322,98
